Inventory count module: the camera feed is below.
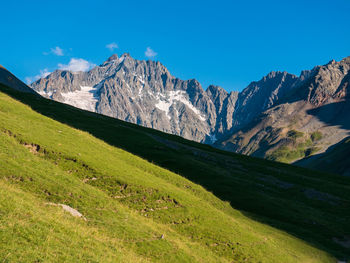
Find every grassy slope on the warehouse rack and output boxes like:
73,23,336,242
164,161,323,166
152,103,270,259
0,85,349,262
295,136,350,176
266,130,321,163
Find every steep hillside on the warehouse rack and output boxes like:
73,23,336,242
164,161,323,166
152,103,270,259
1,74,350,261
295,136,350,176
0,66,36,94
217,57,350,165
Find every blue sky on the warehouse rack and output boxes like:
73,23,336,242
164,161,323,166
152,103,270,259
1,0,349,91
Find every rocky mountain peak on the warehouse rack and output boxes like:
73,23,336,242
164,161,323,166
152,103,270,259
263,71,297,82
287,56,350,106
327,59,336,66
31,54,223,142
265,71,283,79
217,57,350,163
340,56,350,64
30,54,350,148
231,70,299,129
207,85,228,96
107,54,119,62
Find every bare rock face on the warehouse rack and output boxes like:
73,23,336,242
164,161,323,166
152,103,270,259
233,71,299,129
31,54,230,143
285,57,350,106
217,56,350,163
206,85,238,136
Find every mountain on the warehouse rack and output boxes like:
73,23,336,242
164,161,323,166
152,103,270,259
0,65,36,94
1,68,350,261
31,53,238,143
216,57,350,164
30,54,350,174
231,71,298,128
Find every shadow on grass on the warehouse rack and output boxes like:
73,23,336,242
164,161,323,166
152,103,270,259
295,136,350,176
1,85,350,260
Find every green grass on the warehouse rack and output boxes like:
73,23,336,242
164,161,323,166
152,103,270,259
287,129,304,140
0,84,349,262
311,131,323,142
267,138,313,162
296,136,350,177
268,130,324,162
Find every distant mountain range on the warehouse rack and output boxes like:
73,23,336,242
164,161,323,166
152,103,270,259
216,57,350,167
30,54,350,168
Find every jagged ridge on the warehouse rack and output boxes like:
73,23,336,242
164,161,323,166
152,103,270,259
30,54,350,170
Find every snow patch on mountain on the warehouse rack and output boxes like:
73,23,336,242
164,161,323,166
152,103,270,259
118,56,125,63
61,86,99,112
38,91,53,98
155,90,206,121
155,100,172,118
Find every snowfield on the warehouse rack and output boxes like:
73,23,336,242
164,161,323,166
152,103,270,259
61,86,99,112
155,90,206,121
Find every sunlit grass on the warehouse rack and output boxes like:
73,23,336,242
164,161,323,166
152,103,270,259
0,88,347,262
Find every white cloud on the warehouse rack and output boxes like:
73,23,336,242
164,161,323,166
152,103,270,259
25,68,51,84
145,47,157,58
106,42,118,51
58,58,96,72
44,46,64,56
25,58,95,84
51,46,64,56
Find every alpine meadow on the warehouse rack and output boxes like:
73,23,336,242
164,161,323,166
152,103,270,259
1,1,350,262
